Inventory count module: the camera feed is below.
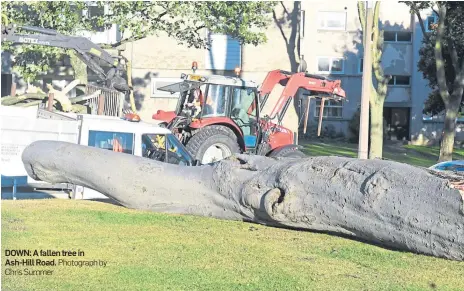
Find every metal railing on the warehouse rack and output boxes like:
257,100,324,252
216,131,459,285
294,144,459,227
85,84,125,117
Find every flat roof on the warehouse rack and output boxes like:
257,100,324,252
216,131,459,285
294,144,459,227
81,116,172,134
205,75,258,87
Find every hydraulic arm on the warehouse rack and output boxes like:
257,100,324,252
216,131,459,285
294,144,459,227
259,70,346,124
1,24,130,93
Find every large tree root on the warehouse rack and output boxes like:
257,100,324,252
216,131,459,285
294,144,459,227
22,141,464,261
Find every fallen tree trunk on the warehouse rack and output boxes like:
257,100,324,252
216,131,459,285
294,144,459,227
1,93,46,106
22,141,464,261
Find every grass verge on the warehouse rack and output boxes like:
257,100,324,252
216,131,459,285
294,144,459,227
2,200,464,291
301,141,464,167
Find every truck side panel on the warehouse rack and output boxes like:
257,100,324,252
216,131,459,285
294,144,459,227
1,106,79,187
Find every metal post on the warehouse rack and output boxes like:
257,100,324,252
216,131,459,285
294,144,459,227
303,96,311,135
317,98,326,136
358,1,373,159
12,178,17,201
47,93,54,111
97,94,105,115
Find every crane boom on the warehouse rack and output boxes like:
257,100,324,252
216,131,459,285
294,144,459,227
1,24,130,93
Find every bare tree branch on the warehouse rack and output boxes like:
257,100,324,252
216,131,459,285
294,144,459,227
195,25,206,32
272,10,288,46
100,34,146,49
434,3,450,104
409,3,430,42
280,1,290,16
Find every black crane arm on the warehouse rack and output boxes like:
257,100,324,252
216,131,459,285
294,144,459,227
1,24,130,92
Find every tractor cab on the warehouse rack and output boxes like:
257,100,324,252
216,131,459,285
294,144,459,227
155,74,261,151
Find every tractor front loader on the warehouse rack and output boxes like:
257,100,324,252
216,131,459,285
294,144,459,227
153,70,346,164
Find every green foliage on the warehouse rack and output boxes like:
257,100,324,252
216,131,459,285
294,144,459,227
104,1,275,48
402,2,464,115
1,1,276,82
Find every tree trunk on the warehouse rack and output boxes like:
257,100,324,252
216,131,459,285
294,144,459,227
439,100,459,161
369,96,385,159
359,1,390,160
68,50,87,85
22,140,464,261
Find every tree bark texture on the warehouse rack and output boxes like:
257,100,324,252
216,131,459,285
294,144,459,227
22,141,464,261
369,96,385,159
358,1,391,160
440,100,460,161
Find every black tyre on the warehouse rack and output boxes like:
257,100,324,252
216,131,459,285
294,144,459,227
186,125,240,164
269,147,306,158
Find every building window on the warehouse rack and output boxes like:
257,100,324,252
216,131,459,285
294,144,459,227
315,100,343,118
75,3,119,44
317,57,344,74
384,31,412,42
425,13,438,32
358,58,364,73
317,11,346,31
87,5,105,32
151,78,183,98
205,33,241,71
388,75,411,86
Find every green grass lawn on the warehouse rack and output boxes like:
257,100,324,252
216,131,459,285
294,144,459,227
301,141,464,168
2,200,464,291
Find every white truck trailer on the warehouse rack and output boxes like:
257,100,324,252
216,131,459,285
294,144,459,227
1,105,195,200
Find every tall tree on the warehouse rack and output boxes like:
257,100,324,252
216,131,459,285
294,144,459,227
272,1,302,73
357,1,391,159
1,1,275,83
403,1,464,161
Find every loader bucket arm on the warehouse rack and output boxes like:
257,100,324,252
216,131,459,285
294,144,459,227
258,70,292,110
260,70,346,124
1,24,130,92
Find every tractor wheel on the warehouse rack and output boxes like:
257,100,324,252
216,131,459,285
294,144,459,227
269,147,306,159
186,125,240,164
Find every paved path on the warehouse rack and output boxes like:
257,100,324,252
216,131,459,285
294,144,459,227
1,187,70,200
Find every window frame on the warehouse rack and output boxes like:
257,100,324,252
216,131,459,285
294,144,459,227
88,130,135,155
317,11,347,31
383,31,412,43
316,57,345,74
201,84,231,117
75,3,119,44
314,99,343,119
425,13,438,32
388,75,411,87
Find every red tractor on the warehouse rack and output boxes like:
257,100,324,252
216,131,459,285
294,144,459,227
153,70,346,164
